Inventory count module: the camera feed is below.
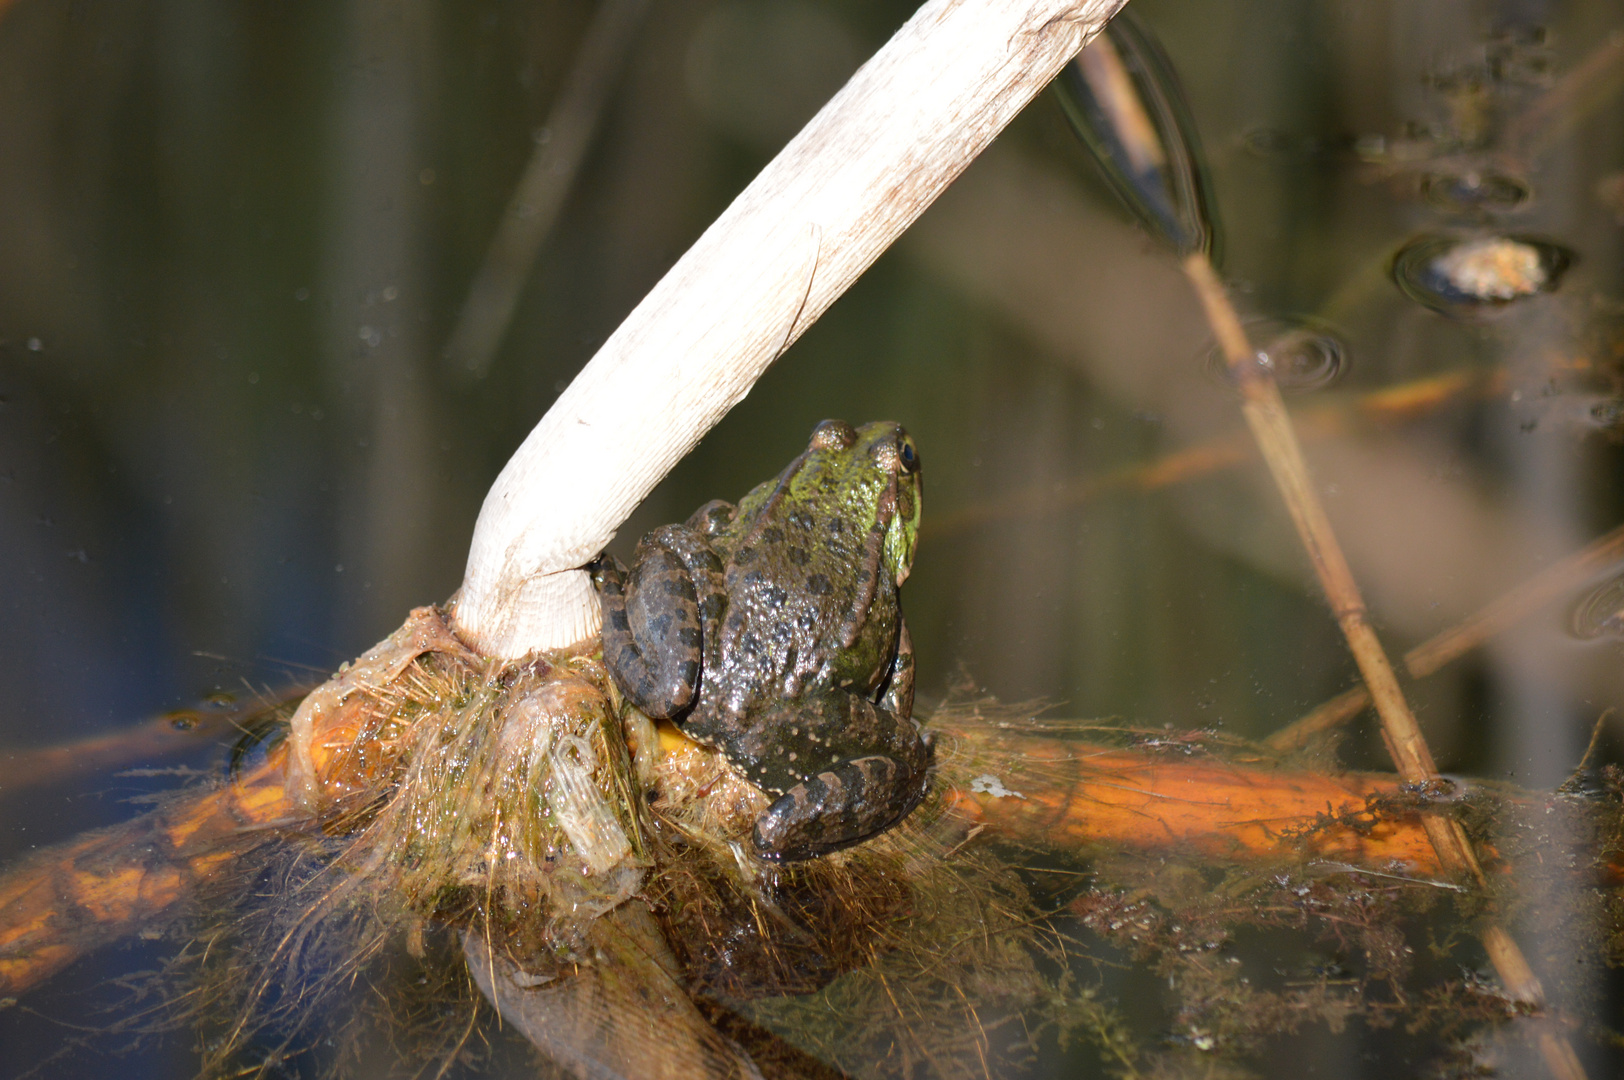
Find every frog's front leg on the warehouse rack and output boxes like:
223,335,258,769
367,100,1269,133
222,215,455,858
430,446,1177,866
592,525,724,718
880,618,915,720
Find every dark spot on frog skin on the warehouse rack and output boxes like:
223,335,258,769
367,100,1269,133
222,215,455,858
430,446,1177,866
805,573,832,596
760,525,784,544
786,546,810,567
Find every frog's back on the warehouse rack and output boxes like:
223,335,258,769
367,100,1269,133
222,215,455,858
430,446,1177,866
694,470,896,721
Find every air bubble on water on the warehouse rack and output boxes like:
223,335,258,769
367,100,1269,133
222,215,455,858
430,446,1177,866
165,711,202,731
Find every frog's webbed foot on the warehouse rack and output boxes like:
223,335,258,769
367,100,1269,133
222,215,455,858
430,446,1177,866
592,548,701,718
752,755,930,861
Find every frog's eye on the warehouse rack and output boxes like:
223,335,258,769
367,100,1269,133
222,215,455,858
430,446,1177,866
810,419,857,451
898,438,919,473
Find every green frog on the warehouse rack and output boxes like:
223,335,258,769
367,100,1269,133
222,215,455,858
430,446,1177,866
592,419,933,861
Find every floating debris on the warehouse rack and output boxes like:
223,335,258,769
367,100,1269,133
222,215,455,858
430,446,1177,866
1054,10,1218,259
1204,317,1349,393
969,773,1025,799
1391,234,1572,315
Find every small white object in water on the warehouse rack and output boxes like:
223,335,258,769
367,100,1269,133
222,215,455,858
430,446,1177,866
1430,237,1546,300
970,773,1025,799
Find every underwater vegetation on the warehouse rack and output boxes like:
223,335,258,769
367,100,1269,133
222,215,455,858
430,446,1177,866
4,613,1624,1079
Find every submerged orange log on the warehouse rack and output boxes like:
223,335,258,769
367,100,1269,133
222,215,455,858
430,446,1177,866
0,753,292,995
0,712,1474,998
943,731,1444,873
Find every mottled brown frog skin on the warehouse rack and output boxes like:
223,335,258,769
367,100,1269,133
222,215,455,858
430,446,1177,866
592,419,932,861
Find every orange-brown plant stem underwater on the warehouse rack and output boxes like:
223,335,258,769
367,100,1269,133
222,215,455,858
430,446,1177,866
10,678,1610,999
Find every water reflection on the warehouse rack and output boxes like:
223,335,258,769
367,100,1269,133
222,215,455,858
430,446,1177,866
1054,9,1218,259
1420,170,1533,213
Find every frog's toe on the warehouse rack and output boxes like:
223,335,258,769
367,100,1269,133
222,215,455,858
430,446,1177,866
751,756,928,861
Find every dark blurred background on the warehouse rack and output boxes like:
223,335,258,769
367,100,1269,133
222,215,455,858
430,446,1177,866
2,0,1623,1074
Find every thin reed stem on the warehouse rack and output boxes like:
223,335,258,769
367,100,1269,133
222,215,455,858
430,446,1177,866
441,0,651,379
1180,251,1585,1080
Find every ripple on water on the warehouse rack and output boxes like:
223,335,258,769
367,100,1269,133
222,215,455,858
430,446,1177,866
1570,572,1624,639
230,705,294,780
1203,317,1348,393
1419,170,1532,213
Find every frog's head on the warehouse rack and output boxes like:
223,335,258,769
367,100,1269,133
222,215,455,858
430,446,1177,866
799,419,922,587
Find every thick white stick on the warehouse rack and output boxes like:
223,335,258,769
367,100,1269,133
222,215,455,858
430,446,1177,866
455,0,1126,659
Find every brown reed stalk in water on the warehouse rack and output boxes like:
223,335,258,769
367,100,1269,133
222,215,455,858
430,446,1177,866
441,0,652,379
1181,250,1587,1080
1270,520,1624,752
925,365,1503,540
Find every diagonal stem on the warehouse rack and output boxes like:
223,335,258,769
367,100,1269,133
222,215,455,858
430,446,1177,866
1180,251,1584,1080
442,0,651,379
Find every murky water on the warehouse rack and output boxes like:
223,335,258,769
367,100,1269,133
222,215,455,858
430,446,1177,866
2,0,1623,1077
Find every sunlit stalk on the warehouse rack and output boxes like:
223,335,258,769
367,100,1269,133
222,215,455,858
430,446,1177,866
1183,255,1474,857
1182,251,1584,1080
453,0,1129,659
1057,20,1570,1059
